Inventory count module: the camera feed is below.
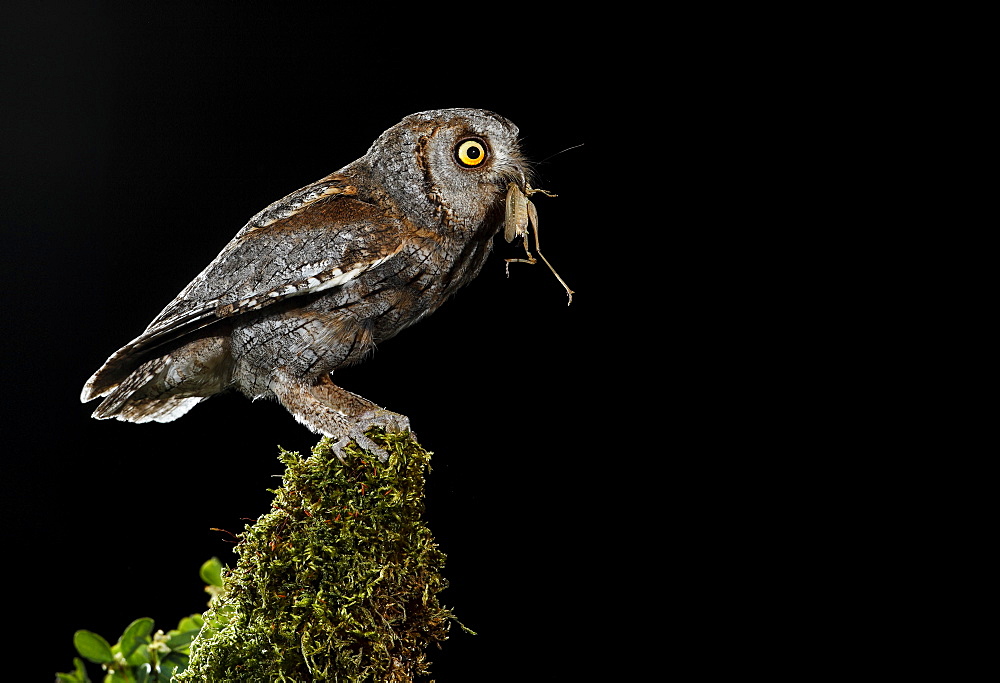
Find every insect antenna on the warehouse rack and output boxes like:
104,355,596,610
535,143,585,166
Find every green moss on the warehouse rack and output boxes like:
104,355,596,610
175,429,458,682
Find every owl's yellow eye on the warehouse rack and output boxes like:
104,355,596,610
455,139,488,167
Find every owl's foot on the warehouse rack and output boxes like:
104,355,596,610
330,408,412,463
271,371,411,462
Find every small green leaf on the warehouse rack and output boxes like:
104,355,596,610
165,627,199,651
199,557,224,587
121,616,154,641
55,656,91,682
161,651,189,676
73,630,114,664
120,617,154,666
177,614,204,632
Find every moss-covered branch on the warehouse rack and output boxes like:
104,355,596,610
175,429,459,682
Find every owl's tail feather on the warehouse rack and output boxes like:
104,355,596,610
88,355,209,423
95,392,206,423
82,308,227,403
84,333,231,423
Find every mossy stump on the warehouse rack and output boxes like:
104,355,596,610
175,430,456,682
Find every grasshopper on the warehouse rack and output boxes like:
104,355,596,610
503,182,574,305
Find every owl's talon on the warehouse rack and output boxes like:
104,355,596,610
356,408,411,435
330,431,384,462
330,409,411,463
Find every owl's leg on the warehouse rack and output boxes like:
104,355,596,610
270,370,410,462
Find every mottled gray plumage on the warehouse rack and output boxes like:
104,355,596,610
81,108,530,457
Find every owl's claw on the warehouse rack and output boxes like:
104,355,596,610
330,408,412,463
330,432,381,462
358,407,411,435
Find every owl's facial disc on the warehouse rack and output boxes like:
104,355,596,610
360,108,531,231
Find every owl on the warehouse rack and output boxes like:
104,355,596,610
81,108,535,458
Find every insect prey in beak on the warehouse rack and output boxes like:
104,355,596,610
503,182,574,305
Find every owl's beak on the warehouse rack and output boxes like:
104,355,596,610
510,158,533,193
494,147,532,193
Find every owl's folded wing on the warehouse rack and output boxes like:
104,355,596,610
82,175,405,401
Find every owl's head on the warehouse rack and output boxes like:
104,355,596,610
361,108,530,233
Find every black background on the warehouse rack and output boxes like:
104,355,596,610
2,3,617,680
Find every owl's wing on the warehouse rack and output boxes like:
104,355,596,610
82,174,405,400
